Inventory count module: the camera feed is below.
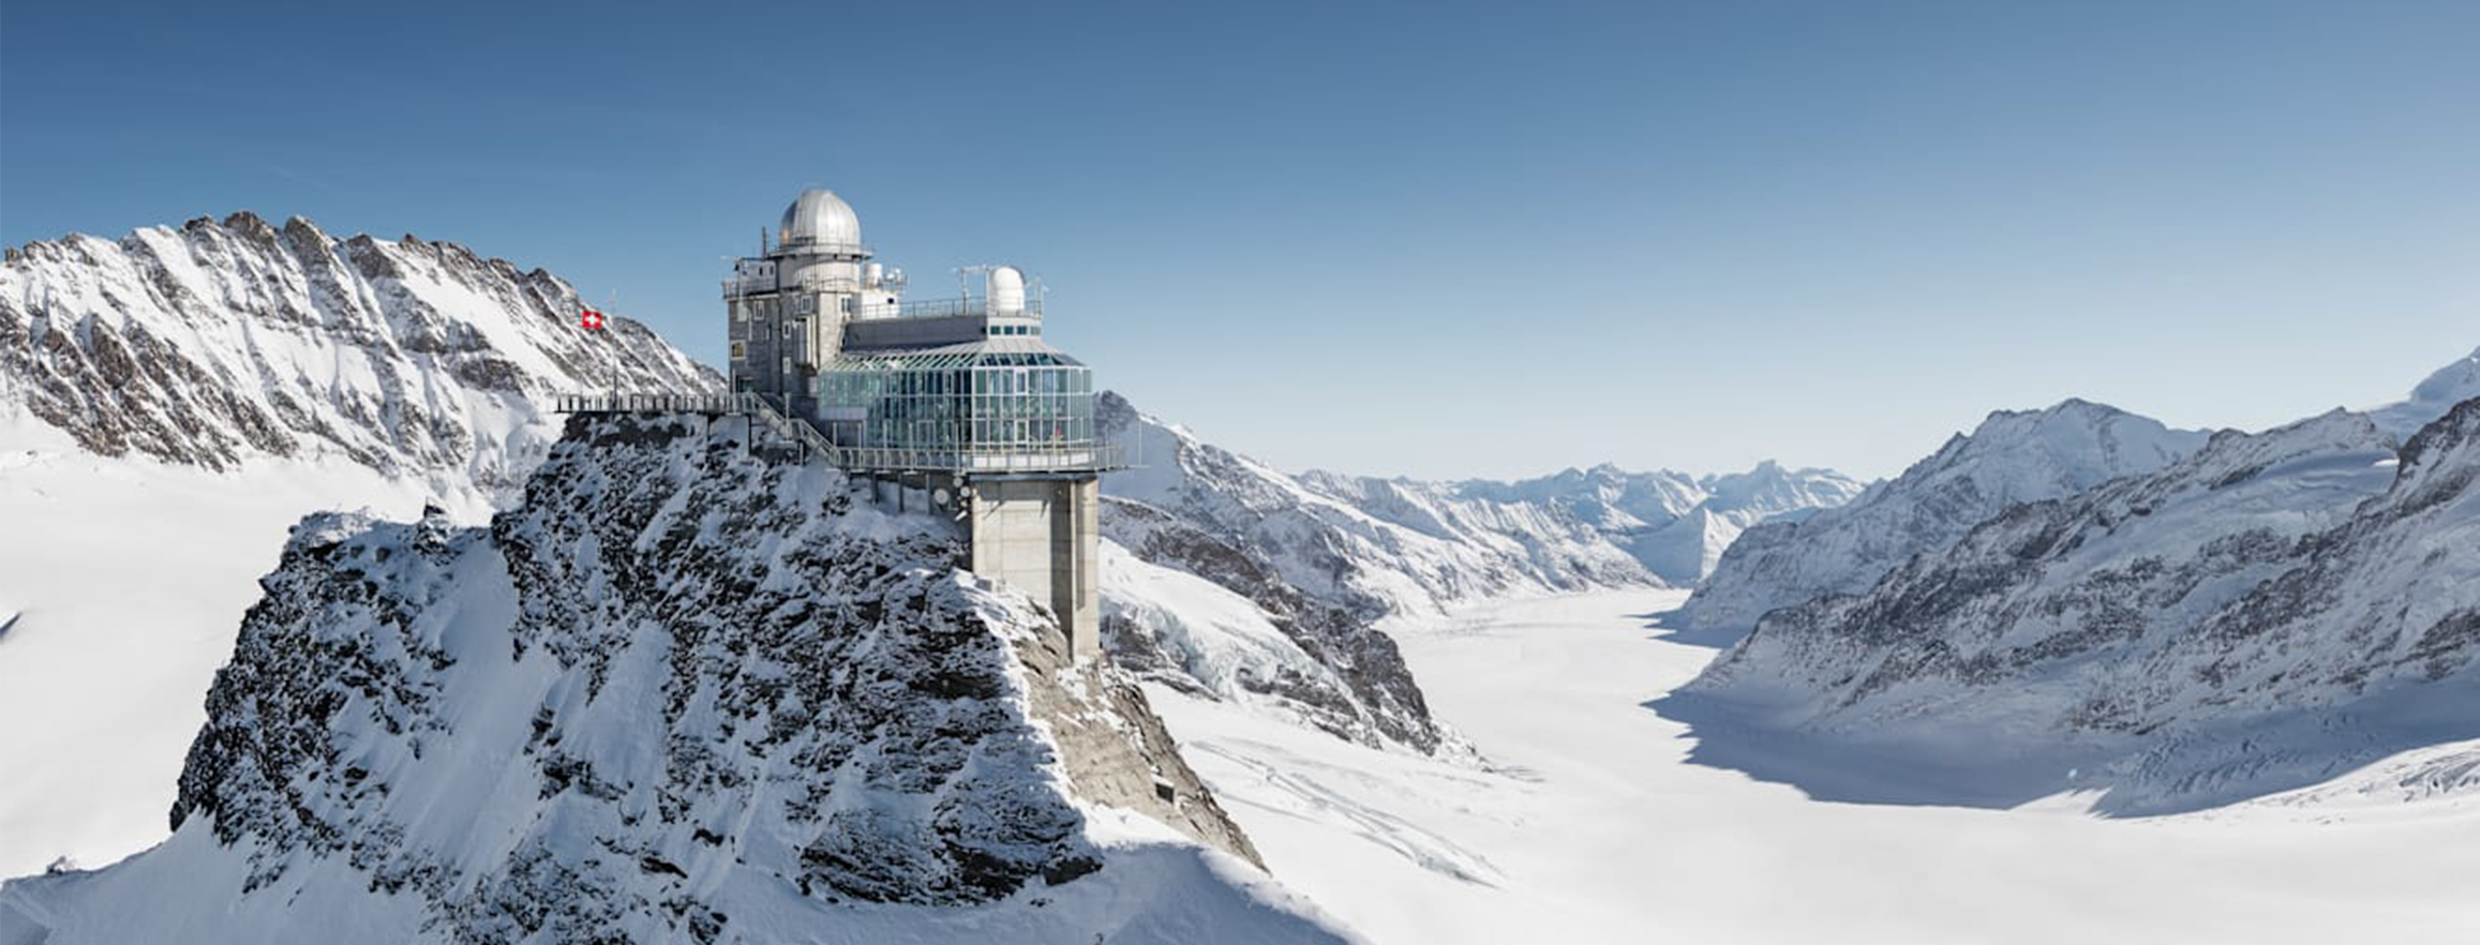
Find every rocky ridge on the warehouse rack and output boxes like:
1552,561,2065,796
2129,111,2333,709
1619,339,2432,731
1679,399,2211,631
0,414,1354,943
1683,395,2480,813
1096,392,1659,754
0,212,718,494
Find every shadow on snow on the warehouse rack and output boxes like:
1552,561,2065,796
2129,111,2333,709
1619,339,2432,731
1631,614,2480,817
1626,607,1747,651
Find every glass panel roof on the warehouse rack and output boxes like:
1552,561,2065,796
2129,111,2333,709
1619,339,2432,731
822,339,1085,372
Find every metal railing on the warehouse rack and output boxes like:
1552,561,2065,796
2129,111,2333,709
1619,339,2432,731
552,393,758,414
722,272,872,298
551,392,847,464
551,393,1126,474
835,442,1126,474
717,275,1042,324
896,297,1043,320
740,393,848,465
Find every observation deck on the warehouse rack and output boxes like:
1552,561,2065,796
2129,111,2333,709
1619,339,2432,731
550,391,1125,476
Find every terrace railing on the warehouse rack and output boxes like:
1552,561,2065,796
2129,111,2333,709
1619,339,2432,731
551,392,847,465
551,393,1124,474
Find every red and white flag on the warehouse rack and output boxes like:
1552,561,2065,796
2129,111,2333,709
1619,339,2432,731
581,309,605,331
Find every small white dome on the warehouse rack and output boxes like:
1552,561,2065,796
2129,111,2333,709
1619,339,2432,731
778,189,862,253
987,265,1026,316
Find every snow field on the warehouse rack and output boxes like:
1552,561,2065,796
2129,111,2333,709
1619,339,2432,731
1154,590,2480,945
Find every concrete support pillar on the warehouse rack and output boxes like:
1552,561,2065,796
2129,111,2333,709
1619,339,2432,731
969,476,1101,663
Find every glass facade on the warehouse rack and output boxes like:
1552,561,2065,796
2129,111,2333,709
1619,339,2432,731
814,349,1105,469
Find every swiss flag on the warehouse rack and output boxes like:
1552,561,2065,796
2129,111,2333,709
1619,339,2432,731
581,309,606,331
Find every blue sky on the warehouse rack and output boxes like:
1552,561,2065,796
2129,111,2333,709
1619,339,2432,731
5,1,2475,479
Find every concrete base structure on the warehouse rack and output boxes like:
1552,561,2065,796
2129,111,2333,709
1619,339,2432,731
967,477,1100,662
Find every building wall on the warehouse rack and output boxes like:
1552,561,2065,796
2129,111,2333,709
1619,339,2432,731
969,477,1099,662
729,287,848,416
843,313,987,352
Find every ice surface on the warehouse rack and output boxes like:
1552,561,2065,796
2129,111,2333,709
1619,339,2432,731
1154,590,2480,944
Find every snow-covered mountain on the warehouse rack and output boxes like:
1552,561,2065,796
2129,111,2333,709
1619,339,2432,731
1101,501,1446,753
1090,395,1868,754
1677,399,2211,632
0,213,719,878
1102,395,1650,619
1451,461,1869,584
2371,345,2480,438
0,414,1359,944
1,211,717,492
1677,362,2480,813
1094,393,1656,754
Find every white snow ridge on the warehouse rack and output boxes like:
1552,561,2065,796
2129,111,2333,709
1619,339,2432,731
0,414,1361,945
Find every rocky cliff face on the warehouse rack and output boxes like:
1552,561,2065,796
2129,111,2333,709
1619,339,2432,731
1682,397,2480,813
1096,393,1661,755
0,415,1355,944
1679,399,2210,631
0,213,725,878
0,212,717,493
1100,499,1443,753
1090,394,1861,754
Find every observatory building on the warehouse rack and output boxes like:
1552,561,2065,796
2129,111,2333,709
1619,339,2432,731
723,188,1122,659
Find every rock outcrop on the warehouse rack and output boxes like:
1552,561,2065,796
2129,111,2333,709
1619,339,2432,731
0,415,1355,944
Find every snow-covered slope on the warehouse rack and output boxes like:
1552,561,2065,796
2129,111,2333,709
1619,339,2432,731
1101,502,1444,753
1095,393,1649,754
1157,589,2480,945
0,213,720,877
0,212,717,491
1453,461,1868,584
0,414,1359,944
1100,394,1650,619
1680,394,2480,813
1092,394,1862,754
2371,345,2480,439
1678,399,2210,631
1293,471,1657,593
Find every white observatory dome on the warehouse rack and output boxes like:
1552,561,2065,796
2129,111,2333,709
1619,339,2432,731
987,265,1027,317
778,188,862,253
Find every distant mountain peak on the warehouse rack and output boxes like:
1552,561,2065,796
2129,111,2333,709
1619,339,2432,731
2373,344,2480,438
1681,398,2210,632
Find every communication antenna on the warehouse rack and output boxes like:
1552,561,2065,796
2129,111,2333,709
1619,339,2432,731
954,264,995,300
